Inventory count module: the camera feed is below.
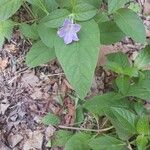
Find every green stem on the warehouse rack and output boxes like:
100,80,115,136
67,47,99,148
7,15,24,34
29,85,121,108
71,0,77,13
23,2,37,19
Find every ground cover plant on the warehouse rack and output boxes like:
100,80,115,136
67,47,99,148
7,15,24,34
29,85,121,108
0,0,150,149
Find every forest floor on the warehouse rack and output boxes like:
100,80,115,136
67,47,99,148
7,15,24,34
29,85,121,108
0,1,150,150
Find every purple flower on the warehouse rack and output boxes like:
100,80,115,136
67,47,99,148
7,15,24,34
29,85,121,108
57,19,81,44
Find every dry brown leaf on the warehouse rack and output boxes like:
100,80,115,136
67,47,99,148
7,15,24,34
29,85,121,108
64,97,75,125
8,134,23,148
4,43,19,53
144,0,150,15
21,71,39,88
0,58,8,71
0,103,10,115
23,131,43,150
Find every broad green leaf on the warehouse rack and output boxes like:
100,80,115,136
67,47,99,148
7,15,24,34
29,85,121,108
78,0,102,8
42,9,70,28
44,0,58,12
134,102,146,116
55,0,71,8
20,23,39,40
105,52,132,74
0,20,14,47
89,135,127,150
74,3,97,21
94,12,109,24
83,92,129,116
106,113,133,140
52,130,73,147
105,52,139,77
27,0,55,14
134,45,150,70
54,20,100,99
116,75,130,95
27,0,48,14
38,23,56,48
108,0,129,13
26,41,56,68
99,21,125,45
0,0,22,21
110,107,137,134
136,135,148,150
42,112,60,126
127,71,150,100
65,133,91,150
137,115,150,135
114,8,146,43
75,106,84,124
106,52,130,68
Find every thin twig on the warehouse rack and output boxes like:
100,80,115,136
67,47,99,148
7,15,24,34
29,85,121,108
58,125,114,133
128,142,133,150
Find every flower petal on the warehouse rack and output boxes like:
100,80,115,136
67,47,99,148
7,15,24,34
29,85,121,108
57,27,66,37
63,19,72,27
72,33,79,41
64,33,73,44
73,24,81,32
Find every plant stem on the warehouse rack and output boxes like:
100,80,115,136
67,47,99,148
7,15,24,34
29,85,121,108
58,125,114,133
23,2,37,20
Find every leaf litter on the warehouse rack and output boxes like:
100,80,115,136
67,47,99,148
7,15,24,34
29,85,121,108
0,1,150,150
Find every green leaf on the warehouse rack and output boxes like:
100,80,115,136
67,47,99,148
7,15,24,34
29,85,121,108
83,92,129,116
136,135,148,150
134,45,150,70
105,52,139,77
106,52,130,68
54,20,100,99
44,0,58,12
46,141,52,147
0,20,14,47
65,133,91,150
110,107,137,134
116,75,130,95
78,0,102,8
137,115,150,135
55,0,71,8
75,106,84,124
127,71,150,100
42,112,60,126
27,0,49,14
41,9,70,28
0,0,22,21
74,3,97,21
94,12,109,24
129,2,141,13
89,135,127,150
20,23,39,40
105,52,132,74
114,8,146,43
108,0,129,13
52,130,73,147
26,41,56,68
38,23,56,48
99,21,125,45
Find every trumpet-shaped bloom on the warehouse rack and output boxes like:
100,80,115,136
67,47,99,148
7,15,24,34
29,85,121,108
57,19,81,44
